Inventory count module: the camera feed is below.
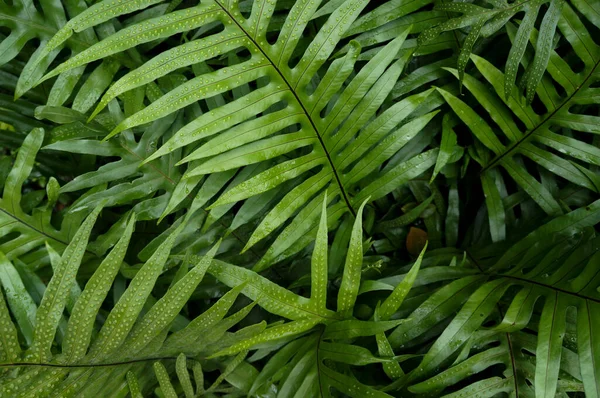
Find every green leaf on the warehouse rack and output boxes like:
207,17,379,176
376,195,435,231
127,371,143,398
337,199,368,316
375,332,404,379
457,18,485,90
378,242,427,320
90,27,246,121
153,361,177,398
414,278,512,376
504,1,542,100
87,221,186,360
210,319,320,358
388,276,484,348
320,365,393,398
525,0,565,104
410,346,507,394
311,193,329,312
176,354,195,398
0,283,20,363
118,240,221,358
436,88,504,156
249,337,308,395
535,293,567,398
207,350,248,392
61,213,136,362
323,319,403,340
431,114,459,183
481,170,506,242
208,259,339,321
28,205,102,362
0,252,37,346
321,342,390,365
577,300,600,398
41,3,221,84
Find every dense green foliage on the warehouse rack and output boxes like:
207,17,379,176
0,0,599,396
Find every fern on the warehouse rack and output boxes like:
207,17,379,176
206,195,426,397
1,0,600,397
0,181,251,397
0,0,147,103
40,106,182,220
0,128,112,270
388,201,600,397
0,0,74,90
0,133,257,396
419,0,566,102
438,1,600,242
25,0,458,271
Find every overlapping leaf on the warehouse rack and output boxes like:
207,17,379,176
209,196,407,397
0,135,256,395
389,201,600,397
419,0,566,101
31,0,444,271
439,1,600,242
0,128,121,270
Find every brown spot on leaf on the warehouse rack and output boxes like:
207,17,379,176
407,227,428,256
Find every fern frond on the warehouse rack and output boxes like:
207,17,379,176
438,1,600,242
420,0,566,101
40,106,180,219
0,0,147,103
205,192,425,396
0,0,70,83
33,0,449,271
0,136,254,396
0,128,111,269
2,1,599,396
382,200,600,397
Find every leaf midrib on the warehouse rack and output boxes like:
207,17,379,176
0,355,179,368
467,250,600,304
469,250,521,395
213,0,357,216
499,272,600,303
316,328,326,397
482,58,600,173
0,207,68,250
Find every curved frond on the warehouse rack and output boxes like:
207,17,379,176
420,0,566,101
